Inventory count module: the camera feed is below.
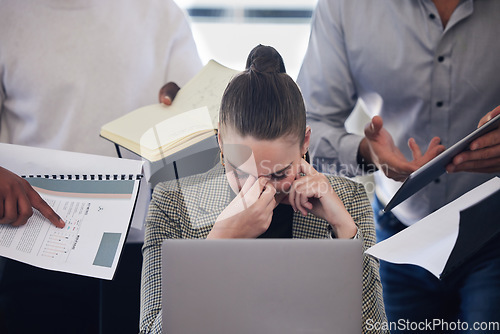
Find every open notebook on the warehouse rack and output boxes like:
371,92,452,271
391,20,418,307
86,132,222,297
100,60,240,162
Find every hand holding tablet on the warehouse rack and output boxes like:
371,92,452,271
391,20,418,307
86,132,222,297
446,106,500,173
384,111,500,212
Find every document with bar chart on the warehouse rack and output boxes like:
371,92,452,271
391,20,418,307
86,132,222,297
0,143,144,280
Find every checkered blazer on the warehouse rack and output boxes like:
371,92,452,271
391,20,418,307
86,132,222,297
140,165,388,334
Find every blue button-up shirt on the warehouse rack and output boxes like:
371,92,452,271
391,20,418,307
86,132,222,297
298,0,500,224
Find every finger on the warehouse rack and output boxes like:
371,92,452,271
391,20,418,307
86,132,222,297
239,174,257,197
241,177,267,209
292,182,310,217
28,189,65,228
244,177,268,199
295,191,312,217
287,173,303,212
0,197,4,220
158,82,180,105
423,137,445,159
262,190,277,221
447,156,500,174
259,183,276,204
408,138,422,160
11,192,33,227
448,143,500,173
364,115,383,140
0,196,17,225
478,105,500,127
297,158,319,177
469,129,500,151
455,144,500,165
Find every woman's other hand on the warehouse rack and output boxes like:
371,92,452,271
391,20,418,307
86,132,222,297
287,159,357,239
208,175,276,239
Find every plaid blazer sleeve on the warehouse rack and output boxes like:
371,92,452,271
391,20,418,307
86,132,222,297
139,167,225,334
139,180,185,334
328,176,389,334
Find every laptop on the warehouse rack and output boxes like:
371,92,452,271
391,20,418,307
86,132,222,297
161,239,362,334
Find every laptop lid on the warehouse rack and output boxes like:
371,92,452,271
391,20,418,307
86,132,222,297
161,239,362,334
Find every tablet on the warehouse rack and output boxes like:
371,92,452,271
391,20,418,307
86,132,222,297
384,113,500,212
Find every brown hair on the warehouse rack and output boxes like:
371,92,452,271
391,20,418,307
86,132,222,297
219,45,306,144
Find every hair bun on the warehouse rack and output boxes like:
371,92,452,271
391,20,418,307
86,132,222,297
245,44,286,74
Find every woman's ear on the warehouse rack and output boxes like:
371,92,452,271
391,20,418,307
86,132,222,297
301,126,312,156
217,123,223,152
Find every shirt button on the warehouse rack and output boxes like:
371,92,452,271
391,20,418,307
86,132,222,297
434,178,440,184
429,13,436,19
438,56,445,62
436,101,444,107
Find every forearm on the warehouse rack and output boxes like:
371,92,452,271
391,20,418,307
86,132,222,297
140,189,183,333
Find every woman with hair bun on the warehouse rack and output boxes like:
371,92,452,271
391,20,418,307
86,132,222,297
140,45,388,334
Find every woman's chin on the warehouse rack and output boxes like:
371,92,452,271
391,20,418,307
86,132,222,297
275,192,290,206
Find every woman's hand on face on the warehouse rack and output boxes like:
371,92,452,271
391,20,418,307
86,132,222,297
208,175,276,239
287,160,357,239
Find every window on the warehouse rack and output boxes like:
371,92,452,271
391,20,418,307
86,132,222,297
176,0,318,79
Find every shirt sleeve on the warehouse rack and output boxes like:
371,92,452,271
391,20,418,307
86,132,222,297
162,0,203,86
297,0,363,176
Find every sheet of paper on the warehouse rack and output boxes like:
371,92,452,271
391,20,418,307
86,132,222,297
0,142,142,176
140,107,214,151
0,143,144,279
0,142,148,231
365,177,500,278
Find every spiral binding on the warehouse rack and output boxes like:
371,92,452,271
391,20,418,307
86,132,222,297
21,174,143,180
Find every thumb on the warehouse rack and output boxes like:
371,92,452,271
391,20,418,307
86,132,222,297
478,105,500,127
298,158,319,176
364,115,384,140
158,82,180,105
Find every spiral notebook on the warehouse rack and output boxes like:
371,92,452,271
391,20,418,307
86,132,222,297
0,143,144,280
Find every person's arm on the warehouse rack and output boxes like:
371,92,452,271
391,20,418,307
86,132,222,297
207,176,277,239
298,0,444,181
297,0,360,176
0,166,64,228
286,159,358,239
359,116,445,181
340,179,389,334
157,0,203,106
447,105,500,174
140,183,183,334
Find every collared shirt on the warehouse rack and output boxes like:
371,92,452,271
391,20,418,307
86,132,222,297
297,0,500,224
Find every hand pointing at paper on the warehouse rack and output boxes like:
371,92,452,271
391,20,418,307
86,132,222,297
0,166,65,228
